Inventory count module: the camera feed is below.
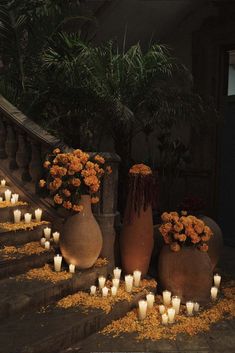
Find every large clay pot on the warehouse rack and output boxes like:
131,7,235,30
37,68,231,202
200,215,223,270
158,245,213,304
120,201,154,275
60,195,103,269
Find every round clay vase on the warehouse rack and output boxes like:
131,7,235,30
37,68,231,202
158,245,213,304
200,215,223,270
120,202,154,275
60,195,103,269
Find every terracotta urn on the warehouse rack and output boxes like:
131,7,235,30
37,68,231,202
200,215,223,270
158,245,213,304
60,195,103,269
120,165,156,275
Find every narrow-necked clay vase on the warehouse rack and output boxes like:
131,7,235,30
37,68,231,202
60,195,103,269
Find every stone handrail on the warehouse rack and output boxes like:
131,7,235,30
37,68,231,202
0,95,120,265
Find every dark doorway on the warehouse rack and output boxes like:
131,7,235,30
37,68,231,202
218,49,235,246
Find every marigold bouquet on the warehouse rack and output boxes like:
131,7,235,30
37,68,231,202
159,211,213,252
39,148,112,212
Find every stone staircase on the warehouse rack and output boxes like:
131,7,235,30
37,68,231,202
0,175,147,353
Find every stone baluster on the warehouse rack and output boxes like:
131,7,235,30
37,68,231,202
93,152,121,268
16,132,31,182
5,124,18,170
29,140,43,184
0,117,7,159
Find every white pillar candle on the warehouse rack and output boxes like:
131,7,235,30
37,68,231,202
0,197,3,202
10,197,16,204
52,231,60,243
138,300,148,320
211,286,218,300
12,194,19,202
69,264,75,273
1,179,6,187
40,237,46,246
146,292,155,309
4,189,11,201
43,227,51,240
214,274,221,288
159,305,166,315
90,285,96,295
163,290,171,306
112,278,120,289
113,267,122,279
35,208,42,222
186,301,194,316
54,254,62,272
194,302,200,312
162,313,168,325
98,276,106,289
102,286,109,297
167,307,176,324
24,213,32,224
13,209,21,223
125,275,133,293
111,286,117,296
133,270,141,287
45,241,50,250
172,296,181,315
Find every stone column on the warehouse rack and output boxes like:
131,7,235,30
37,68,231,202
93,152,120,270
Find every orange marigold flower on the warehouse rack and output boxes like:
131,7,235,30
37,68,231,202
174,222,184,232
161,212,172,223
178,233,187,242
70,178,81,187
91,196,99,204
194,223,204,234
43,161,51,169
170,242,181,252
90,184,100,193
62,189,71,197
201,234,211,242
204,225,213,237
84,175,99,187
63,201,72,209
86,161,95,169
69,161,83,173
55,153,70,165
73,204,84,212
49,178,62,191
199,243,209,252
39,179,46,188
53,148,61,154
106,166,112,175
54,194,63,205
129,163,152,176
50,165,67,177
94,155,105,164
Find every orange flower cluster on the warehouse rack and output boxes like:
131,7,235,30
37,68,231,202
129,163,152,176
159,211,213,252
39,148,111,212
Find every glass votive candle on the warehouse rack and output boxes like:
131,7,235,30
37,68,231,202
214,274,221,288
45,241,50,250
113,267,122,279
146,292,155,309
40,237,46,246
125,275,133,293
172,296,181,314
138,300,147,320
167,307,176,324
69,264,75,273
194,302,200,312
44,227,51,240
98,276,106,289
90,285,96,295
162,313,168,325
112,278,120,289
102,286,109,297
159,305,166,315
211,286,218,301
52,231,60,243
186,301,194,316
133,270,141,287
111,286,117,296
163,290,171,306
24,213,32,224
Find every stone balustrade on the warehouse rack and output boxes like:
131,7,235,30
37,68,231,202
0,95,120,266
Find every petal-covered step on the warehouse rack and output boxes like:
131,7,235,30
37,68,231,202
0,241,54,279
0,221,50,246
0,261,108,320
0,202,29,222
0,280,153,353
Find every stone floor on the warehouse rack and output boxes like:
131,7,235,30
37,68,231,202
62,246,235,353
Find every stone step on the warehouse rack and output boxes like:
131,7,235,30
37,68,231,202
0,222,51,246
0,262,108,321
0,203,29,222
0,242,54,279
0,288,144,353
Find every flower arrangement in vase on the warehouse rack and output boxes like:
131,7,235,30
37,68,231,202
39,148,112,269
39,148,112,212
159,211,213,252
